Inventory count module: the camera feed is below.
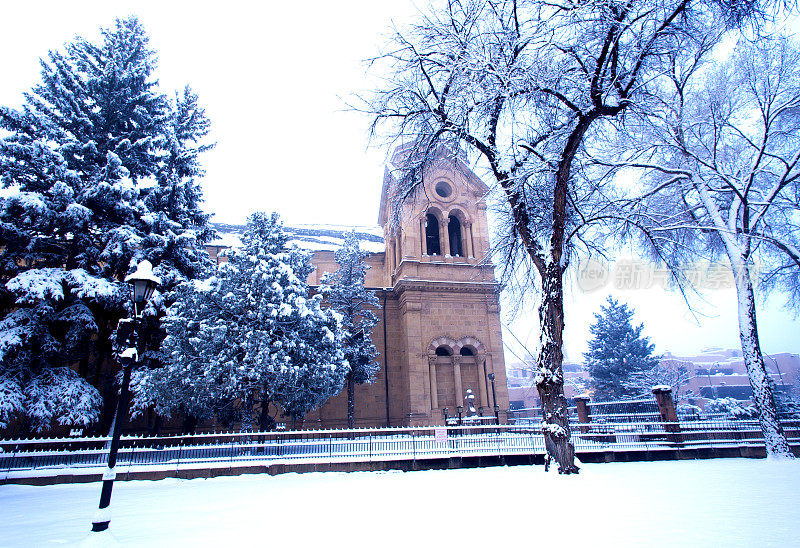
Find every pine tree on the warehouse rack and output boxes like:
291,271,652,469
321,231,380,429
584,297,660,401
131,212,348,431
0,17,214,433
705,397,759,420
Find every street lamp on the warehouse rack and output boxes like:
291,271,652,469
456,406,463,426
488,373,499,424
91,260,160,534
442,407,449,425
127,260,161,315
765,354,786,389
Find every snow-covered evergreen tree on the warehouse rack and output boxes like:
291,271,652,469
131,212,348,431
321,231,380,428
770,377,800,420
706,398,759,420
0,17,214,434
584,297,660,401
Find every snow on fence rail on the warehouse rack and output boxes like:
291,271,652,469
0,426,543,479
508,399,662,424
2,420,799,480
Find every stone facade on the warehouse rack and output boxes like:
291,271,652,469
299,148,510,428
209,148,510,429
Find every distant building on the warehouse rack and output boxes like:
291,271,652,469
660,347,799,408
504,347,800,412
212,146,510,427
505,361,589,411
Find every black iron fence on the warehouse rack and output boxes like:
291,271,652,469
585,398,662,423
2,418,798,480
505,397,793,424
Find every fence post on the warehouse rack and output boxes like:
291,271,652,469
2,447,17,482
574,396,591,434
125,446,135,481
176,439,184,473
652,386,682,445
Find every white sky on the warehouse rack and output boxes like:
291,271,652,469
1,1,798,364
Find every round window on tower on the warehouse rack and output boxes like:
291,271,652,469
435,181,453,199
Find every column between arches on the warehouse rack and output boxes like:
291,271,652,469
428,356,438,410
453,355,463,408
440,218,450,258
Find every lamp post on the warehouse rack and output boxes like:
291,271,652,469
488,373,499,424
91,261,160,534
765,354,786,389
442,407,449,425
456,406,463,427
706,367,716,399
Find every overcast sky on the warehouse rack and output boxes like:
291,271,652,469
1,1,798,364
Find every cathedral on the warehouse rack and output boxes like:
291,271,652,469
212,147,510,427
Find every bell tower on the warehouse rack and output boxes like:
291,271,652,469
378,146,494,282
377,145,510,425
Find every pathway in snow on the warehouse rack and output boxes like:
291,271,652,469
1,458,798,547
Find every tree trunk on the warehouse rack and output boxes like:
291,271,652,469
240,394,254,432
79,354,89,379
733,261,794,458
151,413,162,436
527,114,594,474
536,261,579,473
181,414,197,435
259,398,276,432
347,371,355,430
18,416,32,439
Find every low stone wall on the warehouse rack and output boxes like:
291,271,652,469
5,445,797,487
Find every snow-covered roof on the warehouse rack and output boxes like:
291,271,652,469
208,231,242,249
210,223,385,254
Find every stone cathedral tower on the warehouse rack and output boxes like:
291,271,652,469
304,146,510,427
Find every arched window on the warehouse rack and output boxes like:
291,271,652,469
448,214,463,257
459,347,475,356
435,346,452,357
425,213,441,255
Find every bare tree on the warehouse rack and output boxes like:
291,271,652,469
624,362,692,402
362,0,755,472
616,36,799,457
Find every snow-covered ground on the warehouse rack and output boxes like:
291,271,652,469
1,458,798,547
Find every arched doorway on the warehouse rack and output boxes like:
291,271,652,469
427,337,490,418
